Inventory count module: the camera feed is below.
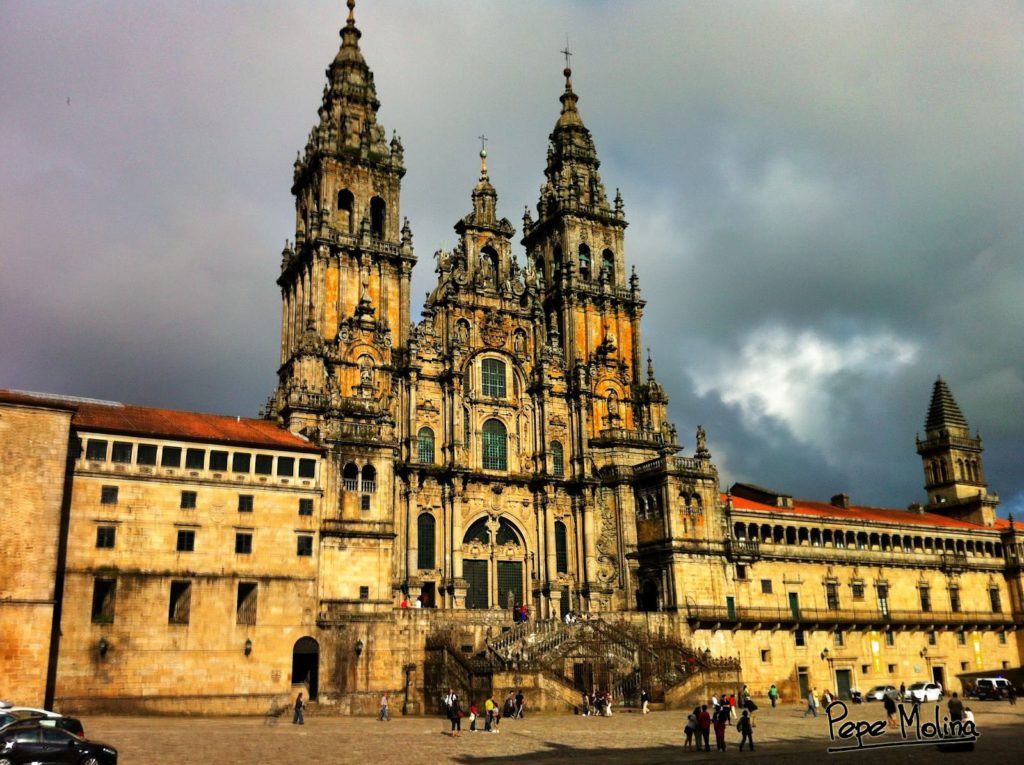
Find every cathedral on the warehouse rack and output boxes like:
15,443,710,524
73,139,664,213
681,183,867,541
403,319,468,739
2,2,1020,715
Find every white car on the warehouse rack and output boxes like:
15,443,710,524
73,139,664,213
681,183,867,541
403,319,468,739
865,685,899,701
1,707,61,717
906,682,943,702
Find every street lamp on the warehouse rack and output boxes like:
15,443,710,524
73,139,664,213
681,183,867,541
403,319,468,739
821,647,836,697
355,638,364,657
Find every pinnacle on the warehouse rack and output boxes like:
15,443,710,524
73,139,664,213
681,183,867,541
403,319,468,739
925,377,969,432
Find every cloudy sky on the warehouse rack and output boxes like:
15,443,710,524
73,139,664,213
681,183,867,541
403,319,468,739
2,1,1022,515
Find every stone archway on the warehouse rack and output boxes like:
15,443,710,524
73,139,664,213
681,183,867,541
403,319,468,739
292,636,320,700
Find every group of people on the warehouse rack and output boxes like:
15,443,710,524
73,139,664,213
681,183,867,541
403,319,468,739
442,688,525,737
683,688,758,752
580,689,615,716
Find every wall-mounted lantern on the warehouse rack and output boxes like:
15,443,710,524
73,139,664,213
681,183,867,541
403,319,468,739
355,638,364,657
244,639,253,657
98,637,109,658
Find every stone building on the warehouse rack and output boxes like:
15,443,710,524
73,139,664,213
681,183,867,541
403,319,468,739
2,3,1021,713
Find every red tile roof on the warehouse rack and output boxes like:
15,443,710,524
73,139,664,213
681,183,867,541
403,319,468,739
0,390,319,452
725,493,1007,532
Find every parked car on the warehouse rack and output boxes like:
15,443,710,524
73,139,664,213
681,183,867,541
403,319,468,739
906,682,943,702
969,678,1011,700
0,723,116,764
865,685,899,701
0,708,85,738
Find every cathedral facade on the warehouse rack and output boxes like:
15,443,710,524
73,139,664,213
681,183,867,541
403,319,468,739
2,4,1021,714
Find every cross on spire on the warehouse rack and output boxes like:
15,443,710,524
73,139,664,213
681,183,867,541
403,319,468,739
478,134,488,153
561,36,572,71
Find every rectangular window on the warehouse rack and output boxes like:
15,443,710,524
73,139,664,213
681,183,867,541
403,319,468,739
735,564,747,580
885,630,895,647
861,665,869,675
161,446,182,468
949,586,961,612
920,586,931,613
238,495,253,513
185,448,206,470
298,458,316,478
957,630,966,645
235,532,253,555
137,443,158,465
180,490,197,509
928,630,937,646
361,494,371,512
236,582,257,625
851,582,865,599
100,485,119,505
298,498,314,516
960,661,969,671
359,586,370,600
209,450,229,471
999,631,1007,645
168,581,192,624
761,579,773,594
277,456,295,477
254,454,273,475
296,535,313,556
111,441,133,463
85,439,108,461
176,529,196,552
91,578,116,623
481,358,507,398
760,649,771,663
989,587,1002,613
826,582,840,610
232,452,252,473
834,630,844,647
96,526,116,549
887,663,897,673
794,629,806,647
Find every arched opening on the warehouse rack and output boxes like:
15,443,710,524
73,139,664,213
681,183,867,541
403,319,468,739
639,579,659,612
480,246,499,287
337,189,354,233
551,441,564,477
734,523,747,540
785,527,797,545
601,249,614,281
482,419,508,470
578,243,591,280
369,196,386,238
461,517,526,611
292,636,320,700
342,462,359,491
417,513,436,570
417,427,435,464
554,520,569,574
361,464,376,492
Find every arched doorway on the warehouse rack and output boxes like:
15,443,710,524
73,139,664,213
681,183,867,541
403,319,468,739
461,516,527,610
292,636,320,700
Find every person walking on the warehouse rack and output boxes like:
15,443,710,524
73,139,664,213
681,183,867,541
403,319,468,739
947,692,964,722
768,684,779,709
469,703,478,732
641,689,650,715
698,704,712,752
684,706,699,748
1009,685,1018,706
713,700,730,751
737,709,755,751
379,693,390,721
484,695,495,731
448,694,462,737
899,682,906,702
293,692,305,725
514,690,525,719
883,693,898,728
581,692,590,717
743,696,758,727
803,688,818,718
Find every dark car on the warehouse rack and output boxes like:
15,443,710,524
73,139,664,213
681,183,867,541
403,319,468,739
0,711,85,738
0,723,117,764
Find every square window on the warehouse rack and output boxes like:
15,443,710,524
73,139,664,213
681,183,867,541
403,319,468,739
238,495,253,513
100,485,119,505
760,649,770,663
232,452,252,473
1002,661,1010,669
297,535,313,556
861,664,870,674
794,629,805,647
851,582,865,599
209,450,229,471
235,532,253,555
137,443,158,465
237,582,257,625
111,441,133,463
960,661,969,671
85,439,108,461
91,578,116,623
299,498,314,516
185,448,206,470
361,494,371,512
735,564,747,580
180,490,197,509
761,579,773,594
255,454,273,475
176,529,195,552
96,526,116,549
887,663,897,673
161,446,182,468
168,581,192,624
359,586,369,600
277,457,295,477
299,458,316,478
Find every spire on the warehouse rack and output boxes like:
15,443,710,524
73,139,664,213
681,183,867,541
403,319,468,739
458,137,510,234
925,376,969,433
336,0,363,64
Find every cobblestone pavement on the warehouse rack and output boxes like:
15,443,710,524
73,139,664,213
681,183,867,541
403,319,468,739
82,700,1023,764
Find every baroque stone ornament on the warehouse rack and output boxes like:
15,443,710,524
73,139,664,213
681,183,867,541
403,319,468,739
481,311,507,348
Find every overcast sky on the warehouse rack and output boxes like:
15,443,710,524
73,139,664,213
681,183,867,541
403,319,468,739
2,1,1022,515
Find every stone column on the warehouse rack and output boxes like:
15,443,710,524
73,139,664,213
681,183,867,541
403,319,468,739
583,494,598,590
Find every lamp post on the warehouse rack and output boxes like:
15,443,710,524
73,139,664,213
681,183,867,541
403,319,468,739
821,647,836,696
402,662,416,716
920,647,932,680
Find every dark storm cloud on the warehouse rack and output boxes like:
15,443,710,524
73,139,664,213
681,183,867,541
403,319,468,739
2,1,1022,513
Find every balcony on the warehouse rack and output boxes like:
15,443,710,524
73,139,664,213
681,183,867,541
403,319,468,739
725,538,761,562
684,603,1018,630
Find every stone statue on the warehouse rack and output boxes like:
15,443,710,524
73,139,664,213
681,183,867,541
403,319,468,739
696,425,706,452
607,390,619,421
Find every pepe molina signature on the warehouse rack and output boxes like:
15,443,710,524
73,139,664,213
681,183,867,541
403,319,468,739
825,700,979,753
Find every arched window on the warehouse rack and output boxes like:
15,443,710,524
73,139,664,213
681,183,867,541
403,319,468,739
342,462,359,491
417,513,436,570
463,518,490,545
337,189,354,233
482,419,507,471
481,358,506,398
555,521,568,573
551,441,564,477
578,243,591,279
495,518,520,545
361,464,377,492
417,427,435,464
601,249,614,280
370,196,386,238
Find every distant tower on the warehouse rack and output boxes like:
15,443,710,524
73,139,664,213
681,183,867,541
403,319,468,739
916,377,998,526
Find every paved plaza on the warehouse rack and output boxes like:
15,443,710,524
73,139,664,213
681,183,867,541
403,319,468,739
82,699,1023,764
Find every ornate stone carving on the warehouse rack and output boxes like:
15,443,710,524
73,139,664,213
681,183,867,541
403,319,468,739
481,311,507,348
